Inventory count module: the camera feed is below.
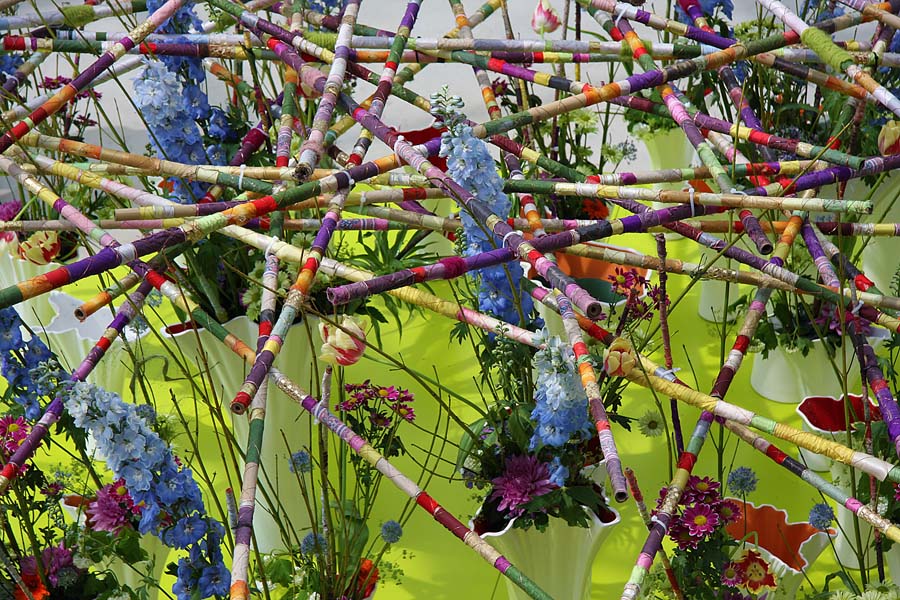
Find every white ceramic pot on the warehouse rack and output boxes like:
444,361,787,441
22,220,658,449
831,462,876,568
0,241,61,331
750,331,888,403
162,315,317,552
38,291,147,399
643,128,696,243
696,247,742,323
477,505,620,600
861,174,900,291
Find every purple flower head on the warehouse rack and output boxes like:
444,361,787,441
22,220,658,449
0,200,21,221
490,455,556,518
668,520,700,550
87,479,138,535
608,267,643,295
0,415,29,455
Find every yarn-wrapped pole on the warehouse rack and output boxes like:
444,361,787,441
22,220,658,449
621,207,805,597
227,0,424,415
624,468,684,600
326,201,725,306
758,0,900,118
593,8,772,254
0,281,154,491
557,294,628,502
138,261,553,599
0,0,185,156
293,0,361,179
609,197,900,332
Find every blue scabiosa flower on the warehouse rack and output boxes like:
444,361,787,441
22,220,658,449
434,92,532,326
380,520,403,543
289,450,312,474
726,466,758,495
529,329,591,449
301,532,328,556
809,502,835,531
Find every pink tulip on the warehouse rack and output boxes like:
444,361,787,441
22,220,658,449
531,0,560,34
319,315,367,366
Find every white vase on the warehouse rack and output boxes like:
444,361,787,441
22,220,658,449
861,174,900,291
831,462,876,568
162,315,316,553
38,291,147,399
749,331,888,403
477,506,620,600
0,241,61,331
642,128,696,243
696,247,742,323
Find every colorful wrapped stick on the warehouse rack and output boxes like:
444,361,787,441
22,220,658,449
759,0,900,118
0,0,185,156
228,0,425,415
0,280,155,491
326,201,725,307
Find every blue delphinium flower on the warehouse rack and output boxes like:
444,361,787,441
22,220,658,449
809,502,835,531
0,308,59,419
433,91,532,326
300,532,328,556
134,60,208,202
132,0,212,204
289,450,312,474
529,329,591,450
548,456,569,488
207,107,238,142
0,54,24,81
726,466,758,495
63,381,228,599
380,520,403,543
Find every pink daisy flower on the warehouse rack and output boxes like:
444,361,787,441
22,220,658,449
721,561,745,587
683,503,720,536
685,475,721,503
668,520,700,550
0,415,30,455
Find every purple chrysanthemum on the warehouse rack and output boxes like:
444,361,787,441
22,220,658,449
490,455,556,517
683,503,719,536
87,479,139,535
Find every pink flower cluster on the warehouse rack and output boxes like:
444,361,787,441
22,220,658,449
0,415,30,456
340,380,416,426
654,475,741,550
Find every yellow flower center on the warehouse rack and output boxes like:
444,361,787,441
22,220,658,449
746,563,766,581
697,482,709,492
116,485,128,496
615,275,626,284
378,389,389,397
6,423,18,433
693,514,708,527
